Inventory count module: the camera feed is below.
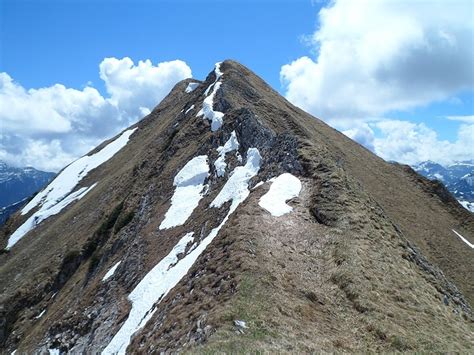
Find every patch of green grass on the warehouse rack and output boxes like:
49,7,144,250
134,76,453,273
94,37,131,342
82,202,124,258
114,210,135,233
390,335,412,351
225,274,276,340
195,273,279,354
63,249,81,265
88,252,101,274
82,201,131,275
97,202,124,235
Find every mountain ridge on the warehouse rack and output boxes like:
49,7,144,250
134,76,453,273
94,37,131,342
0,161,55,225
412,160,474,212
1,60,473,353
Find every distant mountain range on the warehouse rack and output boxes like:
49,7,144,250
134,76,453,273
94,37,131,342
413,160,474,212
0,161,55,224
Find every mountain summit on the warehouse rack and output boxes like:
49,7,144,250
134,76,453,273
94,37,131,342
1,60,473,353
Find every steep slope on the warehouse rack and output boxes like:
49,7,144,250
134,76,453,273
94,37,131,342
1,61,473,353
0,162,55,224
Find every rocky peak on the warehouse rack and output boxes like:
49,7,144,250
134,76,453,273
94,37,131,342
1,61,473,354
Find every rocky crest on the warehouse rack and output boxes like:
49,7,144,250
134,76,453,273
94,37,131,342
1,61,473,353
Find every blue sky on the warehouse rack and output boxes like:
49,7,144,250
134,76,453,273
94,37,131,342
1,0,473,171
1,0,317,91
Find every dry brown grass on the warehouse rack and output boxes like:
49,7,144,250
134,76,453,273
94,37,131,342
1,60,472,353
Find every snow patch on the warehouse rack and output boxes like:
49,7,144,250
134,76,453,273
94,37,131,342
103,148,262,355
214,157,227,178
259,173,302,217
102,261,122,282
7,184,97,249
102,232,195,355
159,156,209,229
452,229,474,249
214,131,239,177
214,62,223,80
252,181,264,190
211,148,261,209
217,131,239,155
35,309,46,319
234,320,247,328
185,82,199,93
197,63,225,131
22,128,137,215
184,104,195,115
48,349,60,355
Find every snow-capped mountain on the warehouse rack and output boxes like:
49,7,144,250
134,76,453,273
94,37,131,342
413,160,474,212
0,161,55,224
1,61,473,353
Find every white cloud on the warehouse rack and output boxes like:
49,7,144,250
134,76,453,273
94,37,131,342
341,120,473,165
99,57,191,125
446,115,474,123
0,58,191,171
0,138,80,172
281,0,474,166
281,0,474,121
369,120,473,165
342,123,375,152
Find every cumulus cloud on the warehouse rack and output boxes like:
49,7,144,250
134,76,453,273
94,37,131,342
342,123,375,152
99,57,192,125
281,0,474,120
281,0,474,165
342,120,473,165
372,121,474,165
0,58,191,171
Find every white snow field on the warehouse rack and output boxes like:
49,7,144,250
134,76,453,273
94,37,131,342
6,184,96,249
211,148,261,210
452,229,474,249
102,261,122,282
102,232,195,355
6,128,136,250
22,128,137,215
214,131,239,177
197,63,225,131
103,148,261,354
259,173,302,216
185,82,199,93
159,155,209,229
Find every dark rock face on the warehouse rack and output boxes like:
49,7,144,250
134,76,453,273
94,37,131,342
1,61,473,354
232,108,304,179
